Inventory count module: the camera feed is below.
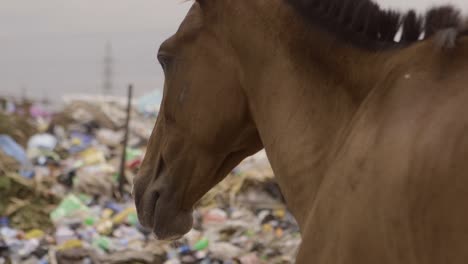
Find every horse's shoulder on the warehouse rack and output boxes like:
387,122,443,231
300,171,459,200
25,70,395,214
337,64,468,172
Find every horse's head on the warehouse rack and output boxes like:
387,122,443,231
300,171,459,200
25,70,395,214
133,2,262,240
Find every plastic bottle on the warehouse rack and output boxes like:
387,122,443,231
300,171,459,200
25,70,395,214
178,245,191,254
193,238,209,251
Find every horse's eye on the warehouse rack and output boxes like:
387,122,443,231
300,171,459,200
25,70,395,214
157,53,173,73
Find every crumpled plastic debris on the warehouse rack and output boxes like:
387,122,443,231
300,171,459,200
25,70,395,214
27,133,57,151
0,135,35,178
0,96,301,263
0,136,29,165
96,129,123,147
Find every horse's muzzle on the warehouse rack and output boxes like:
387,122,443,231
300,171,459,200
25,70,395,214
133,154,193,240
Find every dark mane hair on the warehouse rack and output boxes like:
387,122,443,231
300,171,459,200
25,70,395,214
285,0,465,50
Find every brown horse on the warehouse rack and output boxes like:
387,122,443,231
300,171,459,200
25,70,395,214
134,0,468,263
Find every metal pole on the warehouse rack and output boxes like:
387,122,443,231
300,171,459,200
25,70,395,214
118,84,133,198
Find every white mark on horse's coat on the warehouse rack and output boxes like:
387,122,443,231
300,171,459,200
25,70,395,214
404,74,411,79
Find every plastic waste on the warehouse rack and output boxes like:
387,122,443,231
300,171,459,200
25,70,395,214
193,238,209,251
203,208,228,225
164,259,182,264
0,135,29,165
127,159,141,170
73,165,115,197
178,245,191,255
105,202,123,213
239,253,263,264
50,194,90,224
79,148,106,166
0,217,8,227
57,239,83,251
125,148,143,161
126,212,139,226
38,257,49,264
27,133,57,151
0,135,35,178
0,103,301,263
29,105,51,119
96,220,113,236
24,229,45,240
69,132,94,154
96,129,123,147
76,226,96,243
18,239,40,257
112,207,136,225
165,250,182,264
0,226,17,241
209,242,243,260
83,217,96,227
92,236,111,251
55,226,77,245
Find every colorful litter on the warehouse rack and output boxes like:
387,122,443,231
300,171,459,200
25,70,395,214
0,95,301,263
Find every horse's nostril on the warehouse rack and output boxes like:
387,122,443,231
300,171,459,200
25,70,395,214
152,191,160,204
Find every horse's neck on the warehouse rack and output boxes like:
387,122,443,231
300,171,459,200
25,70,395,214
243,35,385,227
248,75,357,225
223,0,390,226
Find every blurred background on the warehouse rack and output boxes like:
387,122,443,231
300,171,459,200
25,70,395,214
1,0,191,100
1,0,467,101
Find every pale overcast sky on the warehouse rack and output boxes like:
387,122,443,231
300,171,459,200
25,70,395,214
1,0,467,100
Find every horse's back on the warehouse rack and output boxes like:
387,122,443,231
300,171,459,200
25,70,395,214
297,40,468,264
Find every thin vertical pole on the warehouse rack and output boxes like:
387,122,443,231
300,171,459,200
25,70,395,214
118,84,133,198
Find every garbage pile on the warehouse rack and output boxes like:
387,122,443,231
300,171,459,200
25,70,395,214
0,95,301,264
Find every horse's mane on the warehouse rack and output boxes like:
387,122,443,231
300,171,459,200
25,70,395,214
285,0,466,50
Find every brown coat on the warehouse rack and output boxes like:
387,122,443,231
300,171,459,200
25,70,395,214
134,1,468,263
